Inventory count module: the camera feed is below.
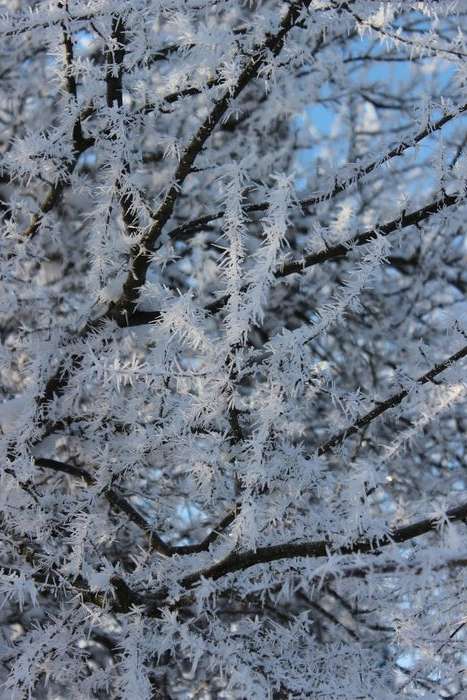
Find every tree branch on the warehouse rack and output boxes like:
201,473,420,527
34,457,239,557
174,499,467,589
317,343,467,454
21,3,94,242
124,190,463,325
110,0,314,322
205,189,463,315
35,457,171,556
165,103,467,243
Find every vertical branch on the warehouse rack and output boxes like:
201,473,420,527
105,15,126,110
105,14,139,237
60,0,83,145
22,2,91,239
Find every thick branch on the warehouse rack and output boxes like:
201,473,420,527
105,15,125,109
104,16,140,237
175,499,467,588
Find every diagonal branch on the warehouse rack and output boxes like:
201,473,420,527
34,457,171,556
205,189,462,315
34,457,239,557
316,344,467,455
124,190,463,324
346,4,467,61
276,193,461,277
173,499,467,589
165,103,467,243
110,0,314,322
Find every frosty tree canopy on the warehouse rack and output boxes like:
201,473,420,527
0,1,466,697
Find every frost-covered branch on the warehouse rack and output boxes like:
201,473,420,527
166,103,467,243
1,1,466,696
